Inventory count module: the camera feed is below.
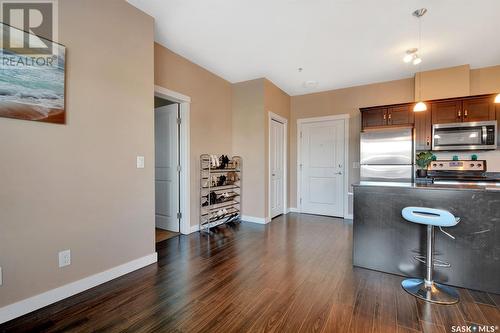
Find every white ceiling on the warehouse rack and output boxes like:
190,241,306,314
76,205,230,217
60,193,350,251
127,0,500,96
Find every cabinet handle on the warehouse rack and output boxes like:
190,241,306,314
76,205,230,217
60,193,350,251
426,138,430,146
464,110,468,118
458,110,462,118
383,113,386,120
388,113,392,120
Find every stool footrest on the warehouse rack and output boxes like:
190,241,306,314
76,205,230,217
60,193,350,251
413,255,451,268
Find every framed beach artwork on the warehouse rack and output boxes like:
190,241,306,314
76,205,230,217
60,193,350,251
0,23,66,124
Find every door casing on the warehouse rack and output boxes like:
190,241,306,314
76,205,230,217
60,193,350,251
154,85,191,235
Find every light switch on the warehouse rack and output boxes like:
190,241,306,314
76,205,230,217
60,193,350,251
137,156,145,169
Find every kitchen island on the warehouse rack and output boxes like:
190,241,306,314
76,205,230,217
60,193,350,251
353,182,500,294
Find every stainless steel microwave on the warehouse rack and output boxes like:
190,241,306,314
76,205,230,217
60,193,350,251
432,121,497,151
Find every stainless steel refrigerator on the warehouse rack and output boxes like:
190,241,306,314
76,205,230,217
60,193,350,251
360,127,414,182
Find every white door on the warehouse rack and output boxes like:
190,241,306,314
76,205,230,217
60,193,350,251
155,104,179,232
270,119,285,218
300,119,345,217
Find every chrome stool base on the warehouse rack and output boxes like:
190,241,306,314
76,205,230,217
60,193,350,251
402,278,459,305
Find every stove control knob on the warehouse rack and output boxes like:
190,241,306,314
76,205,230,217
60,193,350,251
470,163,475,167
432,163,437,167
477,163,482,168
439,163,444,167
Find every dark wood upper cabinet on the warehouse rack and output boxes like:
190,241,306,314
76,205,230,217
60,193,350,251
362,107,387,128
462,96,496,122
431,100,462,124
387,105,413,126
414,108,432,151
360,93,497,132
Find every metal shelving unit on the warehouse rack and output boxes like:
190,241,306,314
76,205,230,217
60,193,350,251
200,155,242,233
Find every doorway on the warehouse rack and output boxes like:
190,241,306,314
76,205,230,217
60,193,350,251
154,85,191,239
268,112,287,219
297,115,349,218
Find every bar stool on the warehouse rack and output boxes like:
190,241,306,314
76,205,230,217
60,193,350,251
401,207,460,305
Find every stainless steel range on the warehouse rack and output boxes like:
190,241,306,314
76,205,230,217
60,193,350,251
427,160,500,184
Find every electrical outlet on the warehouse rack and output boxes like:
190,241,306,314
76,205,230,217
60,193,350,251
136,156,145,169
58,250,71,268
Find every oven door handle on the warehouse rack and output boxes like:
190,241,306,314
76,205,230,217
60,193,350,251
482,126,487,144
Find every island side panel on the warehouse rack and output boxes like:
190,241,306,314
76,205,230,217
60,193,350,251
352,185,500,294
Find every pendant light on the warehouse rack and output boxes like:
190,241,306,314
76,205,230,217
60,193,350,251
495,93,500,103
413,8,427,112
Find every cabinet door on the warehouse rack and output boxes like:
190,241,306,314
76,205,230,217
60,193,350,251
414,109,432,151
431,101,462,124
388,105,413,126
362,108,387,128
462,97,496,122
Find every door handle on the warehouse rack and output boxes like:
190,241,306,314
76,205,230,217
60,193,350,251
335,172,343,175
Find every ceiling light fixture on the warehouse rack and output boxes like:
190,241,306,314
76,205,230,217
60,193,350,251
413,8,427,112
495,93,500,103
403,48,418,63
303,80,318,88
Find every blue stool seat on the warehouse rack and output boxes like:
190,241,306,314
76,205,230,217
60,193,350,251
400,206,460,305
402,207,459,227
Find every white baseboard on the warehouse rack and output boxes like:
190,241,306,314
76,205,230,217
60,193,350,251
287,207,299,213
190,224,200,233
241,215,268,224
0,253,158,325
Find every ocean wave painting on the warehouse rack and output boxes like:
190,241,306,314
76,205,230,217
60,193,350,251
0,23,66,124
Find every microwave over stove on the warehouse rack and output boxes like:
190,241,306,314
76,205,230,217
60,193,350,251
432,120,497,151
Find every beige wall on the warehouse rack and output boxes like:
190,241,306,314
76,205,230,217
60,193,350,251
0,0,155,307
232,79,266,218
264,80,291,216
154,44,233,227
290,78,415,208
231,79,291,219
470,65,500,95
415,65,470,101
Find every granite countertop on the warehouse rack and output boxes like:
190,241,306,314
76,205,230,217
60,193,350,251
353,181,500,192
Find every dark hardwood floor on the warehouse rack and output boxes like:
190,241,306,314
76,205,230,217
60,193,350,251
1,213,499,332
